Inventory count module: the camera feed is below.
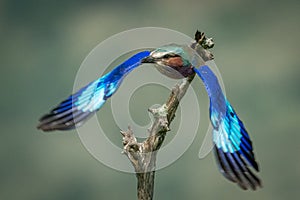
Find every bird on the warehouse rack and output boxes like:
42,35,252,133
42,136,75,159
37,33,261,190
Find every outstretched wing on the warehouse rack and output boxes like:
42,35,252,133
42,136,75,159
37,51,151,131
193,65,261,190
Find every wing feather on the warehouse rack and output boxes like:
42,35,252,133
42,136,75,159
37,51,151,131
194,65,261,190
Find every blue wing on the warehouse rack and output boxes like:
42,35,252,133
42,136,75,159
37,51,151,131
194,65,262,190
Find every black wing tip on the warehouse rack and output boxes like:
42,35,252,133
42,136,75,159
36,121,61,132
37,121,77,132
214,146,262,191
37,109,92,132
37,113,76,132
239,148,260,172
37,116,53,132
253,161,260,172
36,123,49,131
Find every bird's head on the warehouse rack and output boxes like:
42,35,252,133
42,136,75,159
141,44,196,79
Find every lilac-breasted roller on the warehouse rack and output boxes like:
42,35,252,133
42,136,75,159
37,33,261,190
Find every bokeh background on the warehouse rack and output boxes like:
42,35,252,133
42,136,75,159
1,0,299,199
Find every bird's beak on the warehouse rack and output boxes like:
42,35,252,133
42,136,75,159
141,56,156,63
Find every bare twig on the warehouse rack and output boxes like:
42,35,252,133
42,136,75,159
121,75,194,200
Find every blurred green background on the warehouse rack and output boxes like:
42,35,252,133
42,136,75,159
1,0,299,199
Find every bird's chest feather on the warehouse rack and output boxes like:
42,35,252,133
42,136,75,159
164,57,194,77
165,57,184,67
